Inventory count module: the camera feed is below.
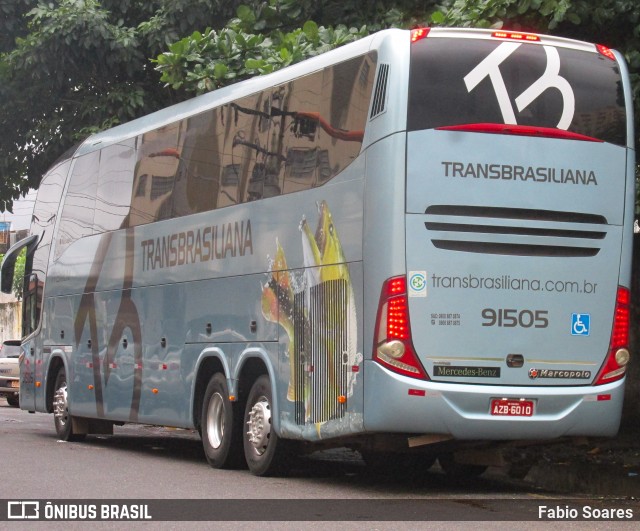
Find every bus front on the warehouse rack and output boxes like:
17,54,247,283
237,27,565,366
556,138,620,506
366,28,634,441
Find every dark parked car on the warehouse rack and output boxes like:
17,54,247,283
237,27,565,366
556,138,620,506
0,339,21,407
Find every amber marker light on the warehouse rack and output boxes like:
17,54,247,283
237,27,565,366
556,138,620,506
152,388,159,394
35,381,41,388
338,395,347,404
492,31,540,42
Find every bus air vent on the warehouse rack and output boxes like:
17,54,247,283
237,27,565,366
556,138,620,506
370,64,390,119
424,205,606,257
293,279,350,425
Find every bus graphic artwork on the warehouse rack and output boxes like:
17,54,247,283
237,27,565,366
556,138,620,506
262,201,360,427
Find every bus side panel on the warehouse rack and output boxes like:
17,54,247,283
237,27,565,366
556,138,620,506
48,166,366,438
64,272,277,426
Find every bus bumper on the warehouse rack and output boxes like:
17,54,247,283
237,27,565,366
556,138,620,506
363,361,624,438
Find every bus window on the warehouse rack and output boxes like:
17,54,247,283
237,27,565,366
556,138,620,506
318,54,375,179
130,122,184,225
56,151,99,260
95,139,136,232
174,109,222,216
408,37,626,144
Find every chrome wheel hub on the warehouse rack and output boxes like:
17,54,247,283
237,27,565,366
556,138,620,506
53,384,69,426
246,396,271,455
206,392,225,449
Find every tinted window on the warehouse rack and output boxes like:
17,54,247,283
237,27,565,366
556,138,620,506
29,159,70,330
130,123,183,226
56,151,99,259
95,139,136,232
408,38,626,145
90,52,377,231
173,110,222,216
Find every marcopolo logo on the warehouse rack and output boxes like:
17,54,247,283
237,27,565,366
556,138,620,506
529,368,591,380
408,271,427,298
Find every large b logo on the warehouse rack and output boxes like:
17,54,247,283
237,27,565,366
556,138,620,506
464,42,575,130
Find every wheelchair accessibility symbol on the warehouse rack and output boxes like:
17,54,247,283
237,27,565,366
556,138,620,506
571,313,590,336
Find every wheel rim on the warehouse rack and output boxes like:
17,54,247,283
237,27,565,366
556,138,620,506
206,392,225,449
53,382,69,427
246,395,271,456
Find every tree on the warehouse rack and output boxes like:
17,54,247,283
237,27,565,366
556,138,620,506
0,0,247,213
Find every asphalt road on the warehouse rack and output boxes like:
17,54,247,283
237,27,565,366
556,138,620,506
1,398,638,529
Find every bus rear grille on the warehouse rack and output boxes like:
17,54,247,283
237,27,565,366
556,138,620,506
370,64,389,118
425,205,606,257
293,279,349,425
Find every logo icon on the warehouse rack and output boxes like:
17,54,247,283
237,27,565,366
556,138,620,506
528,368,539,379
465,43,575,129
571,313,590,336
408,271,427,297
8,501,40,519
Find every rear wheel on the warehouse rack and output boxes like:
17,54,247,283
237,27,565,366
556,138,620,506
243,375,291,476
201,373,245,469
53,368,85,442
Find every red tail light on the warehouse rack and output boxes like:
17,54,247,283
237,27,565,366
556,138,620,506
436,123,603,142
594,286,631,385
410,28,430,43
596,44,616,61
373,276,428,379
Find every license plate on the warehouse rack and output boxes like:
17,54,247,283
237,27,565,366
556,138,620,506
490,398,534,417
9,381,19,388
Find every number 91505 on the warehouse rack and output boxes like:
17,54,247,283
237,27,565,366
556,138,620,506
481,308,549,328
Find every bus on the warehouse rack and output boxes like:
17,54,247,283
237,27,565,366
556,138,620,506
1,27,634,477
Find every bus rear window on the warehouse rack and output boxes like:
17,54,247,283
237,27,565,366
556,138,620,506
408,38,626,146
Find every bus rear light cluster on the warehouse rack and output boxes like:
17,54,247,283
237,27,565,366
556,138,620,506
594,286,630,385
373,276,429,379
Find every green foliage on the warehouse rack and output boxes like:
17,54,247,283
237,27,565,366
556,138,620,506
152,2,375,94
154,10,368,95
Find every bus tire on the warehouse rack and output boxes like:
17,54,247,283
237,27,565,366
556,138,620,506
243,375,290,476
201,373,245,469
7,395,19,407
52,368,86,442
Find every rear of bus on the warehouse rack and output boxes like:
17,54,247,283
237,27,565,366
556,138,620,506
366,28,634,440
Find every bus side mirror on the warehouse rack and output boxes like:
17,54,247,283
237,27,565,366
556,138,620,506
0,234,39,294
